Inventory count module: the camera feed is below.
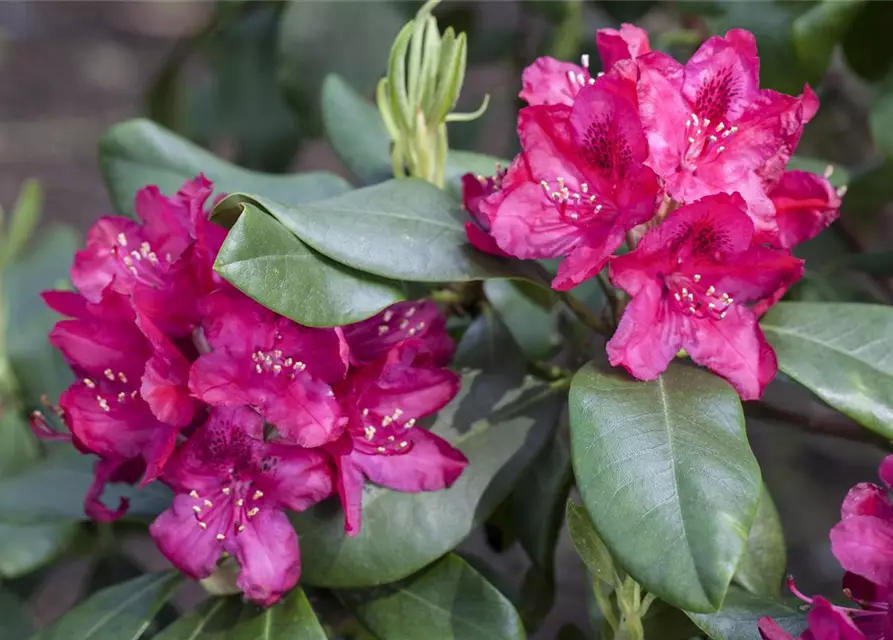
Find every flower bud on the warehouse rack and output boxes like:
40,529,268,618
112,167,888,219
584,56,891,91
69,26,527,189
377,0,488,188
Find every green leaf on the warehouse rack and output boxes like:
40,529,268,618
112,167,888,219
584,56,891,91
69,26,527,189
3,180,42,265
206,5,304,173
98,119,351,218
30,572,181,640
708,2,810,92
295,374,564,588
0,521,78,579
566,499,618,588
339,554,525,640
842,2,893,81
214,203,403,327
277,0,405,134
792,1,866,81
453,308,526,380
216,181,529,283
484,280,559,362
506,434,572,572
831,250,893,276
321,74,392,186
685,586,807,640
733,488,786,598
871,88,893,160
0,445,172,525
762,302,893,439
785,156,850,189
569,360,761,612
0,589,35,640
600,0,656,23
4,225,79,407
0,413,39,478
154,588,325,639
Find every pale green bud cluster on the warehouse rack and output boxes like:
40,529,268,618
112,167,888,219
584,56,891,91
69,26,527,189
376,0,488,188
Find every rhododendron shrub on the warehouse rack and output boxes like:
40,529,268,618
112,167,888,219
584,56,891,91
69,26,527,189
5,2,893,638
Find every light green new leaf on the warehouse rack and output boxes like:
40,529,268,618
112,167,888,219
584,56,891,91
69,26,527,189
99,119,351,218
30,572,181,640
216,183,529,284
685,587,807,640
339,554,525,640
318,73,506,195
569,360,760,612
762,302,893,439
295,373,563,588
733,488,786,598
214,203,403,327
154,588,325,639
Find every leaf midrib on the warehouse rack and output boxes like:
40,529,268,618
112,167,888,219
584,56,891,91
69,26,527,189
76,573,177,640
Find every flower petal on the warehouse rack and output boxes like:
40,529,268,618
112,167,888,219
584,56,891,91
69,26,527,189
150,493,225,579
229,509,301,607
351,427,467,493
831,515,893,589
520,56,588,106
596,24,651,69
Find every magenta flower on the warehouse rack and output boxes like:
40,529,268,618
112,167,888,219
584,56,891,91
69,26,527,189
769,170,842,249
635,30,817,238
519,24,649,107
150,406,332,606
759,595,867,640
46,290,190,489
487,68,660,290
331,341,467,535
342,300,455,367
596,23,651,70
189,290,348,447
832,456,893,591
461,170,511,257
606,193,803,400
70,176,223,336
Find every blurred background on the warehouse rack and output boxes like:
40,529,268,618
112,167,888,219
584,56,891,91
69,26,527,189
1,1,892,637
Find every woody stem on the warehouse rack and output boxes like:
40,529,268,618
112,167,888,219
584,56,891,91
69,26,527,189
558,289,612,335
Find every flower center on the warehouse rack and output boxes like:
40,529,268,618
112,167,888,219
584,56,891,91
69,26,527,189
355,407,415,456
250,349,306,379
539,177,603,224
186,484,266,540
112,233,171,285
682,113,737,168
82,373,138,412
665,271,734,320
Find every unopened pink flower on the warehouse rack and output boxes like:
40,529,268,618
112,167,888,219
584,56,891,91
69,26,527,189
150,406,332,606
606,193,803,400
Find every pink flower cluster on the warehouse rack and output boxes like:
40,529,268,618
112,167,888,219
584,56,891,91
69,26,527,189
760,455,893,639
41,177,467,606
463,25,843,400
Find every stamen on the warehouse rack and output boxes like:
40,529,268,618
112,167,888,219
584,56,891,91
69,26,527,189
252,490,263,500
117,233,128,246
190,490,200,498
216,533,225,541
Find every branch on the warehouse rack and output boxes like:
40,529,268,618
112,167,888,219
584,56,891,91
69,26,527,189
745,402,890,448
